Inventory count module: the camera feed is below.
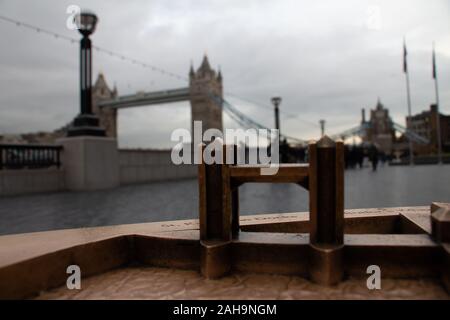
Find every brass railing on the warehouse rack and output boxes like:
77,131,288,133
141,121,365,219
198,136,345,281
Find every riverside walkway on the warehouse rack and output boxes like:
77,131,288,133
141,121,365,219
0,164,449,235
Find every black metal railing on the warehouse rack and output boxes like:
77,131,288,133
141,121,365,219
0,144,63,170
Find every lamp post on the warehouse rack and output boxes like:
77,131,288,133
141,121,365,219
319,119,325,137
271,97,282,140
67,10,105,137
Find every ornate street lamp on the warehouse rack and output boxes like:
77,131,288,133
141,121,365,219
67,10,105,137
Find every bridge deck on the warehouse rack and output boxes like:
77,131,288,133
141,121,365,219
99,87,190,109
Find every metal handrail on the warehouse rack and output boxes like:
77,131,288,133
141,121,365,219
0,144,63,170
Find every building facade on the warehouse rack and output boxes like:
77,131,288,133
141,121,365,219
406,104,450,155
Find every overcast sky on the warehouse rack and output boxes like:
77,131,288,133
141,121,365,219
0,0,449,148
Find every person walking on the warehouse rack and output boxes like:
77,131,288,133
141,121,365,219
369,144,379,171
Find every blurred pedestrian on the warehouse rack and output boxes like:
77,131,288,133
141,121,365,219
369,144,379,171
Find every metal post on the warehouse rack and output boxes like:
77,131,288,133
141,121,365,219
405,65,414,165
309,136,344,244
308,136,344,285
67,10,104,137
434,57,442,164
275,105,280,133
198,141,232,279
229,144,239,239
80,36,93,115
319,119,325,137
271,97,282,140
56,147,61,169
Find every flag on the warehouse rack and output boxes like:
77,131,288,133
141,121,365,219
403,39,408,73
432,45,436,79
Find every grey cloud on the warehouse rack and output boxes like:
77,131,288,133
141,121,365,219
0,0,449,145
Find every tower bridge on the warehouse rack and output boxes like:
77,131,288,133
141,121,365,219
93,55,224,140
330,99,430,156
93,55,305,145
93,57,429,153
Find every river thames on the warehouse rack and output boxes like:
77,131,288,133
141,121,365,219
0,163,449,235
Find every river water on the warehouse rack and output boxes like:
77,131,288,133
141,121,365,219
0,164,449,235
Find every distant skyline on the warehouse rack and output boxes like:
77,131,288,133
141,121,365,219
0,0,449,148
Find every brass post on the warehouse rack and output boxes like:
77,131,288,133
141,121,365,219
228,144,239,239
198,141,232,278
430,202,450,293
308,136,345,285
431,202,450,243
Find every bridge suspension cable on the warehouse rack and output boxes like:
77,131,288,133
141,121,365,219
329,122,429,145
391,122,429,144
209,93,307,144
225,92,319,128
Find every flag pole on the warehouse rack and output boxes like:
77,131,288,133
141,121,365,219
433,42,443,164
404,38,414,165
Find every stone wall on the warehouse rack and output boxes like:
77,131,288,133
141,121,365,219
119,149,197,185
0,148,197,196
0,168,65,196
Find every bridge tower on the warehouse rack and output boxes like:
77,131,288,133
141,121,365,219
92,73,118,138
366,98,395,155
189,55,223,135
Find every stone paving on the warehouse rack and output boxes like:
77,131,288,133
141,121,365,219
36,266,449,300
1,164,449,235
